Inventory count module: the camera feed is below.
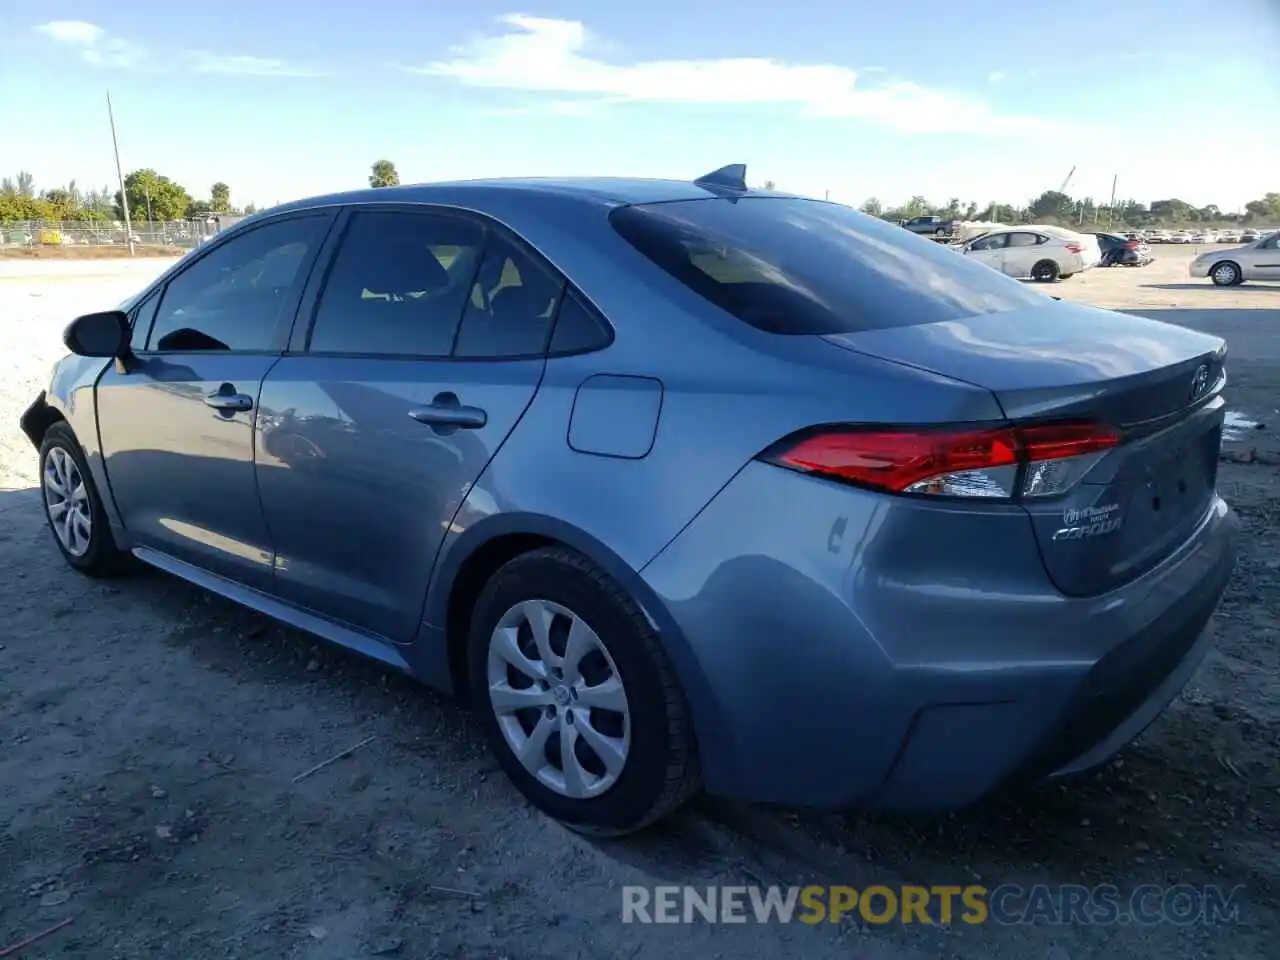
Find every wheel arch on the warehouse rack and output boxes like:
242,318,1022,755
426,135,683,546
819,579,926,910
413,512,725,758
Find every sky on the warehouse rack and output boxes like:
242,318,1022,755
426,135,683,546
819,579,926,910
2,0,1278,213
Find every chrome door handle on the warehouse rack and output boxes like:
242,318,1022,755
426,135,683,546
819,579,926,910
408,392,487,431
205,385,254,412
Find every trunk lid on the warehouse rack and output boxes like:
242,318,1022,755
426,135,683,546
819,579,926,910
824,302,1227,596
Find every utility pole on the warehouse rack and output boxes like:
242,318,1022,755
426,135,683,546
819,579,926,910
106,90,133,256
1107,174,1118,230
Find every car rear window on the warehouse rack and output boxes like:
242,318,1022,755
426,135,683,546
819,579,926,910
609,197,1046,335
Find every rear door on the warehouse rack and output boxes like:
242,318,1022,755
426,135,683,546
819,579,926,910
254,205,563,642
1002,232,1044,277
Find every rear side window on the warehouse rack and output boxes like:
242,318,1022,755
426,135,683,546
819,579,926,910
610,198,1046,335
452,233,565,358
309,210,484,357
1007,233,1041,247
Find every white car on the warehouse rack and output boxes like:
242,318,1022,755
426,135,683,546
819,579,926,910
1189,231,1280,285
962,226,1097,282
1145,229,1170,243
1217,229,1241,243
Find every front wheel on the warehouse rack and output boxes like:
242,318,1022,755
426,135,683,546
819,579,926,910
468,547,700,835
1031,260,1060,282
39,423,133,576
1210,261,1242,286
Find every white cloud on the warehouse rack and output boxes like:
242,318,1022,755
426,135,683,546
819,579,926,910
186,52,326,77
31,21,322,76
987,70,1007,83
33,20,102,45
408,14,1065,137
34,20,142,68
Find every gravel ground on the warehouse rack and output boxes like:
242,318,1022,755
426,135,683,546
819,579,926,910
1,248,1277,959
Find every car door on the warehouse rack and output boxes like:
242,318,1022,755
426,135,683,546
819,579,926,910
96,211,335,589
254,206,564,643
1002,232,1044,277
1246,233,1280,280
964,233,1008,271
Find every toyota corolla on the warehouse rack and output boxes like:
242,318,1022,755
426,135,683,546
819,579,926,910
21,166,1237,835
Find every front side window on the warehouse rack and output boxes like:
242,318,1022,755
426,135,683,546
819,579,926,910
308,210,484,356
611,198,1047,336
148,216,327,352
968,234,1008,252
1006,233,1041,247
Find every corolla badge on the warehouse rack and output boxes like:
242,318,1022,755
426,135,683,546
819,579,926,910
1190,363,1210,401
1053,503,1122,541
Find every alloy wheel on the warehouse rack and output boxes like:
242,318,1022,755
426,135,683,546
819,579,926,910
43,446,92,557
486,598,631,799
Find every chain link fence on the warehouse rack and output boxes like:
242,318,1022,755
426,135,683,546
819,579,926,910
0,219,236,250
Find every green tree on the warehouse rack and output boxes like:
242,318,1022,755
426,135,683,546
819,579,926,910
1028,190,1073,222
859,197,884,217
243,202,259,215
115,169,192,221
210,182,232,213
15,171,34,198
369,159,400,188
1244,192,1280,222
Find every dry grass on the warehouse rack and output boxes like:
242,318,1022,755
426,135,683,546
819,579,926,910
0,244,187,260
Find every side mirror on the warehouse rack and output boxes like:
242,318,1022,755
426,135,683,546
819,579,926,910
63,310,130,358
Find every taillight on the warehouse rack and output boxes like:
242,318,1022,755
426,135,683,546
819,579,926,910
760,422,1120,500
1124,241,1139,250
1065,243,1084,253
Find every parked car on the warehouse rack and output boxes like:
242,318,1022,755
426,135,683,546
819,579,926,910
1189,230,1280,285
1145,230,1170,244
1094,232,1152,267
899,215,961,239
21,166,1238,835
1217,229,1241,243
1241,228,1261,242
962,226,1097,281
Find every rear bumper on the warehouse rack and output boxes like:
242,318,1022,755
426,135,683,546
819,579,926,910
641,462,1238,810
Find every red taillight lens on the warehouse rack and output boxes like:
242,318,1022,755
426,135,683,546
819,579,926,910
762,422,1120,500
1065,243,1084,253
1124,241,1139,250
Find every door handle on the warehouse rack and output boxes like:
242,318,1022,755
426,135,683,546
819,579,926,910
408,392,487,432
204,385,254,413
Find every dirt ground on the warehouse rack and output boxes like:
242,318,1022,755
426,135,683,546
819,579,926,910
1,248,1277,959
0,246,187,260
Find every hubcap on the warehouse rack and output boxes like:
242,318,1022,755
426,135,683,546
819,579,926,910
1212,264,1235,283
43,446,92,557
486,599,631,799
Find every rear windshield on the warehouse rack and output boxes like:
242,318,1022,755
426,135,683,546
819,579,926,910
610,197,1047,335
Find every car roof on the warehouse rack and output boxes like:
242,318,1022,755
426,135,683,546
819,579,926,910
264,177,779,218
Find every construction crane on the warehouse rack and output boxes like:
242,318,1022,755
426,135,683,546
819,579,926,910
1059,166,1076,194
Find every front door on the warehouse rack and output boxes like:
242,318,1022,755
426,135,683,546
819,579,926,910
1250,233,1280,281
255,206,563,642
95,211,335,588
964,233,1008,272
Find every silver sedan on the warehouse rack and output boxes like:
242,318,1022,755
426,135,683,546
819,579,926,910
1190,231,1280,285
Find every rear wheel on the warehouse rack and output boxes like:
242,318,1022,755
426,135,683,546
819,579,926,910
1210,261,1242,286
467,546,699,835
1031,260,1060,282
39,423,133,577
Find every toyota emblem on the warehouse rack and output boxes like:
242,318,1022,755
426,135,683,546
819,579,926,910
1190,364,1210,401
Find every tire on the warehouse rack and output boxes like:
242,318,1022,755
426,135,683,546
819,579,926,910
467,546,699,835
1210,261,1242,286
38,422,133,576
934,227,945,236
1031,260,1060,282
1060,273,1076,280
